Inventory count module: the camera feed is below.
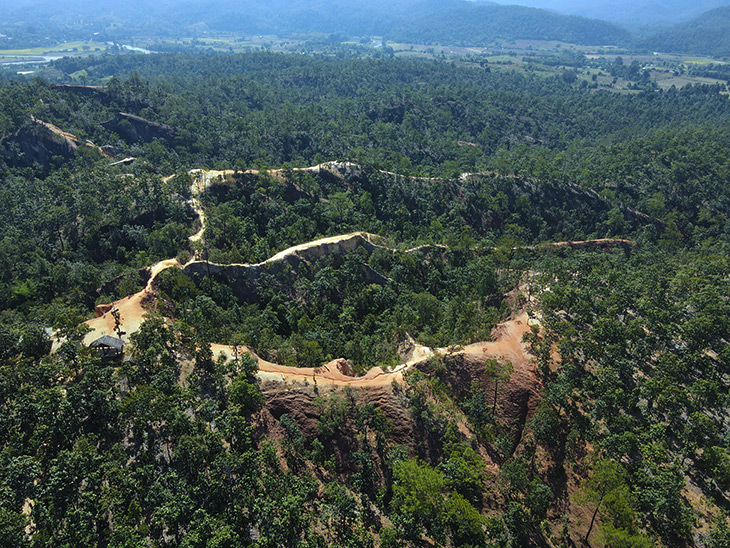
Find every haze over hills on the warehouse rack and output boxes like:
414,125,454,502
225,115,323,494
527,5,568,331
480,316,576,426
1,0,630,46
645,6,730,57
394,4,632,46
484,0,730,26
5,0,730,47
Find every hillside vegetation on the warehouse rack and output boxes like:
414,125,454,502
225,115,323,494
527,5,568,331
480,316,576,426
1,52,730,547
392,5,633,46
487,0,730,26
645,6,730,58
0,0,632,49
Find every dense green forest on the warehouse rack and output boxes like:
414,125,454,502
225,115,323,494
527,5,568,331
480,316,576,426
20,52,730,171
1,51,730,547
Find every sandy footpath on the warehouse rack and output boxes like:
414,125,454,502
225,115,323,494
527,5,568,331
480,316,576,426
64,167,574,385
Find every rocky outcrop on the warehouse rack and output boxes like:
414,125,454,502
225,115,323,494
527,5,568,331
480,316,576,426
54,84,107,97
0,116,114,168
416,312,542,448
183,232,382,303
102,112,176,143
184,260,268,303
1,117,79,167
261,382,417,465
424,350,541,446
325,358,354,377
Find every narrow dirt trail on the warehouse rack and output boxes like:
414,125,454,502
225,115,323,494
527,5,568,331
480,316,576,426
77,231,376,350
69,166,618,385
186,231,380,273
186,170,232,246
207,312,532,388
75,250,532,387
459,311,534,366
210,344,403,387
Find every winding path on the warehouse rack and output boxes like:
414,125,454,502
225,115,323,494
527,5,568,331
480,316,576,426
67,165,629,386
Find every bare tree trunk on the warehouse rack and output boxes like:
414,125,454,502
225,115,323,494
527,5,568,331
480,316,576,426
493,380,499,415
584,492,604,542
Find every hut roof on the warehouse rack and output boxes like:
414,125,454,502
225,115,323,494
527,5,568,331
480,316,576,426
89,335,124,350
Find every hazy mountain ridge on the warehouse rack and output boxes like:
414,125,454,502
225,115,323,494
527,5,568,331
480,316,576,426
2,0,631,47
392,4,633,46
5,0,730,52
644,6,730,57
484,0,730,26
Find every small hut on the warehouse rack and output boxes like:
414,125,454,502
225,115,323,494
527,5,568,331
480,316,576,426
89,335,124,359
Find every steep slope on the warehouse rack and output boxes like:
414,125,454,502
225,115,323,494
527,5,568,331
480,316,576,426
0,116,111,168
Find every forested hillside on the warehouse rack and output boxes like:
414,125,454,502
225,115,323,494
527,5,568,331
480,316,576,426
18,52,730,171
391,5,632,46
1,52,729,547
486,0,730,26
645,7,730,58
0,0,632,49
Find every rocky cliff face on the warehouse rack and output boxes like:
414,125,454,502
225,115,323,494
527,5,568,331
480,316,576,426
182,232,382,303
0,116,113,168
102,112,176,144
1,117,79,167
254,338,543,496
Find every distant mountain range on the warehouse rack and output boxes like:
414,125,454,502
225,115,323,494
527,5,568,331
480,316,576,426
483,0,730,26
0,0,633,47
3,0,730,58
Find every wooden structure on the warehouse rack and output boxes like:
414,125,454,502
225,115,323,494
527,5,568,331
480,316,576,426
89,335,124,359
